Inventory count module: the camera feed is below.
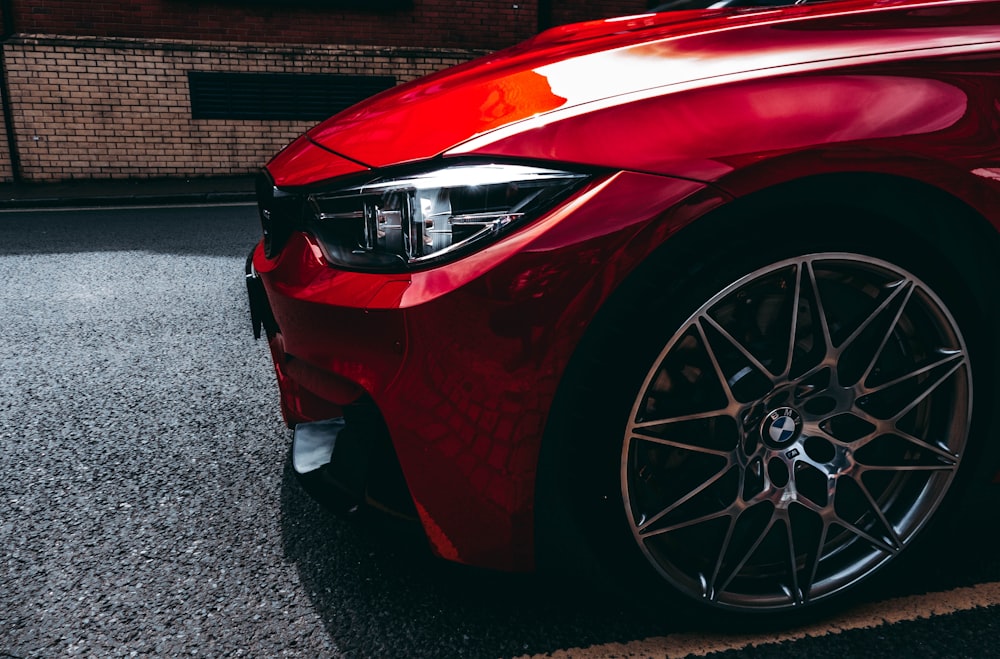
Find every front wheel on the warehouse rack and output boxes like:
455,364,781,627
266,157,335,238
621,252,973,612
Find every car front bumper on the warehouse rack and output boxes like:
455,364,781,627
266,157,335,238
248,170,720,571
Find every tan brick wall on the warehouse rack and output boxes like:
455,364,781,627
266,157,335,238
3,35,486,182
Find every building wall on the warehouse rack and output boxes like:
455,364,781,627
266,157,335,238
0,110,12,182
0,0,648,183
14,0,539,51
0,1,13,181
2,35,484,181
551,0,652,28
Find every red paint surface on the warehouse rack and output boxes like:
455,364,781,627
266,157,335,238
303,0,1000,172
259,0,1000,570
266,136,367,188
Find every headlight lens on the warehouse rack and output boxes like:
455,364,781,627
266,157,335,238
261,163,590,271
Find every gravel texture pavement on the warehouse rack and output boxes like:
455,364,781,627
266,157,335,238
0,206,653,658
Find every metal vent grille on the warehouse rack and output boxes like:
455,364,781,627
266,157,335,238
188,72,396,121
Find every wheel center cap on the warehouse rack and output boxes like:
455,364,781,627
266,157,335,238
761,407,802,447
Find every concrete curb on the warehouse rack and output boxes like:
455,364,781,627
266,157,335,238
0,191,257,210
0,176,257,210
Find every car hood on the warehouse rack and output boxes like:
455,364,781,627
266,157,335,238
300,0,996,174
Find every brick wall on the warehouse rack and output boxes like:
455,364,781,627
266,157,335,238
11,0,649,51
2,35,485,181
0,94,12,183
0,0,649,183
13,0,540,51
552,0,652,28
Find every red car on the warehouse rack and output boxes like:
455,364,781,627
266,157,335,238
247,0,1000,615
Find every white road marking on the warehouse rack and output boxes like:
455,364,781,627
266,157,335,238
518,581,1000,659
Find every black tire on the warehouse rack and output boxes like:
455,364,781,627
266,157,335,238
547,201,995,619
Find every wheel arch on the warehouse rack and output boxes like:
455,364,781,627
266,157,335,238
712,170,1000,266
534,168,1000,583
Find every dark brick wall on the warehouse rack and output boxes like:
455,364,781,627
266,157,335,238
552,0,651,29
10,0,648,51
13,0,539,50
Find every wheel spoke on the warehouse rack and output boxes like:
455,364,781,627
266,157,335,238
701,312,776,381
783,515,802,605
715,514,780,598
633,408,733,429
825,472,899,555
635,465,735,532
860,351,964,397
804,520,831,602
639,506,735,538
804,260,835,361
780,263,804,379
834,515,899,555
707,514,740,600
874,428,960,462
855,281,915,386
694,319,737,406
835,278,912,368
859,463,956,472
890,357,966,424
851,475,903,550
631,430,733,458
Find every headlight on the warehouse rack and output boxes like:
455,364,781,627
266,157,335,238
258,163,591,271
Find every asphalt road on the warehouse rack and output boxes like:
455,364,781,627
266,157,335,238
1,205,999,658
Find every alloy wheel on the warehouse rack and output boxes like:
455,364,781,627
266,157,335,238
622,253,971,610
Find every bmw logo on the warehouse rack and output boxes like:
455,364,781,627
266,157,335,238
761,407,802,446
